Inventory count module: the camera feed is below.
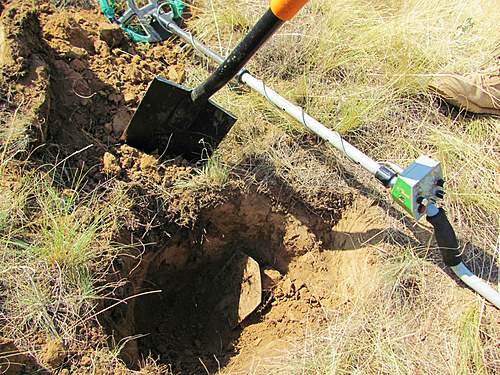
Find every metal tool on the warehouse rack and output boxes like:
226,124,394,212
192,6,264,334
113,0,309,161
100,1,500,309
99,0,184,43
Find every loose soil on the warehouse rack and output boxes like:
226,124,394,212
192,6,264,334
0,2,377,374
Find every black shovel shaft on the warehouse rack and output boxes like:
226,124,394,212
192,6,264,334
191,9,284,103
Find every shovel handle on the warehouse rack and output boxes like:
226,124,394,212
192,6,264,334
191,0,309,103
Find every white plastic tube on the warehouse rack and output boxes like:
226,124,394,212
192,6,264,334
240,73,382,175
451,262,500,309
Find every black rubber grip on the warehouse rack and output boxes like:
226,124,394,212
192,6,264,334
375,165,396,187
426,208,462,266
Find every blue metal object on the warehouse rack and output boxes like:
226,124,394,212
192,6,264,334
99,0,184,43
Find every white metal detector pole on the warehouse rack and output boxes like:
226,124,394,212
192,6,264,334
240,73,382,175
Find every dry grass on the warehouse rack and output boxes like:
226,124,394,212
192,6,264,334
0,110,129,368
187,0,499,252
174,153,231,191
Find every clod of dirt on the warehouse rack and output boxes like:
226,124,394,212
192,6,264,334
99,23,123,48
0,337,32,375
262,268,282,290
111,108,131,135
40,338,66,369
102,152,121,174
167,64,185,83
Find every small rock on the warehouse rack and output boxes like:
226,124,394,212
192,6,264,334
80,355,91,367
99,23,123,48
40,338,66,369
167,64,185,83
102,152,121,175
112,109,131,135
124,91,137,103
261,268,282,290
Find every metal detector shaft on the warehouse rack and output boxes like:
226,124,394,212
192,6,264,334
161,18,391,184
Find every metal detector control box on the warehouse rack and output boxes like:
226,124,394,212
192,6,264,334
391,156,443,220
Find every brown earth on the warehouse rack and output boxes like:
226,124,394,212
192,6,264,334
0,2,373,374
0,337,36,375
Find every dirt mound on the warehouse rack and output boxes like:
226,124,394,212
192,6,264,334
1,1,185,170
0,5,50,147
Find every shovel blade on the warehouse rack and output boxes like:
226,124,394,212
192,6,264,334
122,77,237,161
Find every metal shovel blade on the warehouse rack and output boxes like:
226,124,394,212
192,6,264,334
122,77,237,161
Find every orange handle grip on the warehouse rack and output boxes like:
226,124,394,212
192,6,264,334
270,0,309,21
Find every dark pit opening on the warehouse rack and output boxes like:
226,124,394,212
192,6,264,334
133,257,246,373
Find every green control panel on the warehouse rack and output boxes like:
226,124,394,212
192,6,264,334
391,156,443,220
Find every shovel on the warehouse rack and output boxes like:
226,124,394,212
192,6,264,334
122,0,309,161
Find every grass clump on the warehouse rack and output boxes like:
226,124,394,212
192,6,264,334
174,154,230,191
30,182,117,267
0,172,126,352
0,112,128,367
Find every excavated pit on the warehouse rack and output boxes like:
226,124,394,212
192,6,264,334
104,192,337,374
